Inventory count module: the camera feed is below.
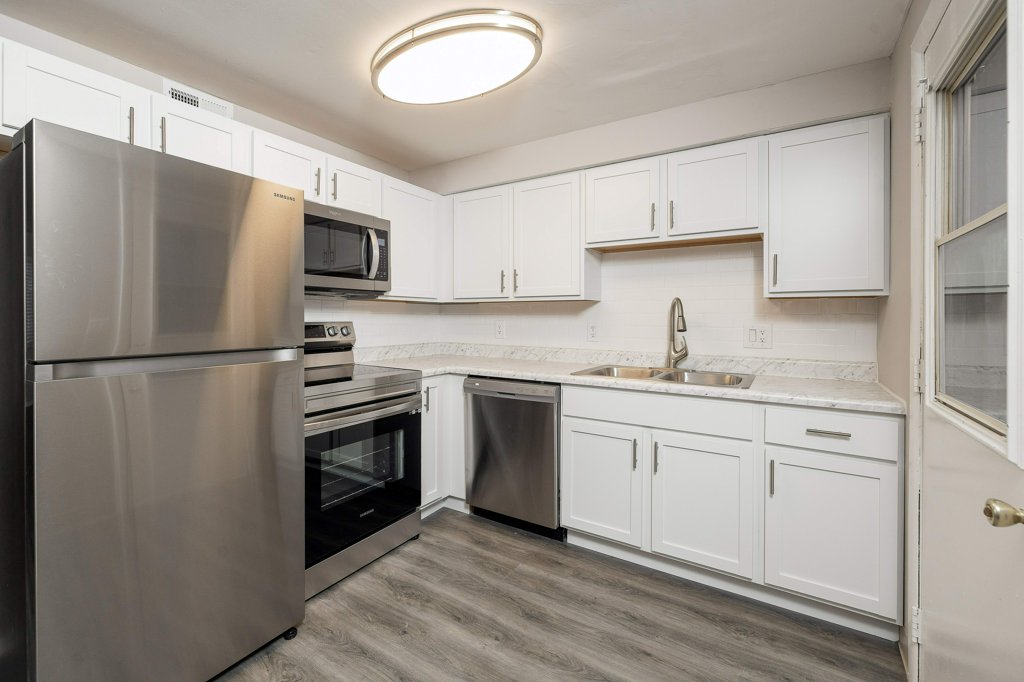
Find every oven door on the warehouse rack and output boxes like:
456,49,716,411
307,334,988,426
304,395,421,570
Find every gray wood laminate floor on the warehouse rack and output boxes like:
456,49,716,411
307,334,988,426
219,509,905,681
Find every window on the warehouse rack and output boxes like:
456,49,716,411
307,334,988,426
936,24,1008,433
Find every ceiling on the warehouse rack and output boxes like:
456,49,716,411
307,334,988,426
1,0,911,171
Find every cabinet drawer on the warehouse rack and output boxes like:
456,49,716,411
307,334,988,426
764,405,900,461
562,386,753,440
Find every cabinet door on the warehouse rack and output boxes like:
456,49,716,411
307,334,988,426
767,115,888,295
382,177,440,300
252,130,327,202
651,431,754,579
666,138,765,237
420,379,446,506
584,157,662,244
561,417,644,547
2,41,150,146
453,185,512,299
512,172,581,298
764,445,899,618
326,155,382,216
153,96,252,173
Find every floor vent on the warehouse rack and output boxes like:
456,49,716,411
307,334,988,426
162,80,234,118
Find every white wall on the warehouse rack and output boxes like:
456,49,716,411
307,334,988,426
410,59,891,195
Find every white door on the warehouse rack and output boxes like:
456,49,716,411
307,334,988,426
326,155,382,216
917,6,1024,679
420,378,446,506
512,172,581,298
650,431,754,578
382,177,440,300
1,41,150,146
666,138,765,237
764,445,899,618
252,130,326,201
767,115,888,296
153,96,252,173
584,157,663,244
560,417,644,547
452,185,511,300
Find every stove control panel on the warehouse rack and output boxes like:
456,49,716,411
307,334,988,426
304,321,356,348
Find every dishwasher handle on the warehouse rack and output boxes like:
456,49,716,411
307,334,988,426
464,377,559,403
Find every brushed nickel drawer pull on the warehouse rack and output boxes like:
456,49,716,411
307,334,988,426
654,442,660,474
128,106,135,145
806,428,853,439
500,269,506,293
650,202,656,231
669,200,674,230
514,269,519,292
160,116,167,153
315,168,322,197
632,439,638,470
769,459,775,497
772,254,778,287
332,173,338,201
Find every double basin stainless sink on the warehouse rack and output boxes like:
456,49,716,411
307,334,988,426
572,365,755,388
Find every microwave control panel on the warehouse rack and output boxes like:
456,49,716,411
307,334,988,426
375,234,389,281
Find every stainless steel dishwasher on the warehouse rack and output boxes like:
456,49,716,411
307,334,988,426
464,377,560,530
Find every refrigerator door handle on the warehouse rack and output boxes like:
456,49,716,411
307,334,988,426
31,348,299,382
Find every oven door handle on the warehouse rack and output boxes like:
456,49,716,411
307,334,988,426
305,395,420,434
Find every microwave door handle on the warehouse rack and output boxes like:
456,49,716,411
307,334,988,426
367,228,381,279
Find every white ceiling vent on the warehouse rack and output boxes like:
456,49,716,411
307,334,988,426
162,79,235,118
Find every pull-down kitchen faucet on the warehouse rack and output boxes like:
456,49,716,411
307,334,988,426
668,297,688,367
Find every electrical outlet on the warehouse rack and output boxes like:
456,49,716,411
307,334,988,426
495,319,506,340
586,323,599,342
743,323,773,349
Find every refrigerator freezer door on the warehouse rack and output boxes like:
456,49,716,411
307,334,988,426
32,355,304,681
26,120,303,362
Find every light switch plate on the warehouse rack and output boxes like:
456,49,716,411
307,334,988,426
743,322,772,349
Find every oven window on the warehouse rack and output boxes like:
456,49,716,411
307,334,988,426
317,431,404,510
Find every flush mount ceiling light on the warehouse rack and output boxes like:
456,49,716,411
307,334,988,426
371,9,542,105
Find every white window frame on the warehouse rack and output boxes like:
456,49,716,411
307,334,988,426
922,0,1017,461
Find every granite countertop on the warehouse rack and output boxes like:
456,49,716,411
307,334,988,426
374,354,906,415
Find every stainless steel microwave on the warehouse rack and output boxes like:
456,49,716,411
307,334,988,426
304,201,390,297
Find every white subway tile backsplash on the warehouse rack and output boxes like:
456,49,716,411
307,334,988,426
304,242,879,363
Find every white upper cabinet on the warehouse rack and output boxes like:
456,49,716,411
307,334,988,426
153,95,252,173
1,41,151,146
650,431,755,579
766,115,889,297
453,185,512,299
585,157,663,244
513,172,583,298
666,138,766,237
382,176,441,300
252,130,327,202
326,155,382,217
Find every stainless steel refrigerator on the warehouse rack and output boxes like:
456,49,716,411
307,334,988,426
0,121,305,681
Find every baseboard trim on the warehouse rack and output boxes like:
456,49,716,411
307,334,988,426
567,531,900,642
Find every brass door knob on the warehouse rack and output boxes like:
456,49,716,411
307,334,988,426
983,499,1024,527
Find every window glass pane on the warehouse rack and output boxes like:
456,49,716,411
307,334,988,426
952,30,1007,227
938,215,1007,423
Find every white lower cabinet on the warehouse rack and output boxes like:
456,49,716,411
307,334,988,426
561,418,644,548
764,445,899,619
420,378,446,506
651,431,754,579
